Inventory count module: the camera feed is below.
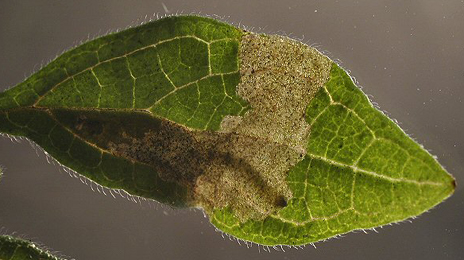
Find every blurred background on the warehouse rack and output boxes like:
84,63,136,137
0,1,463,259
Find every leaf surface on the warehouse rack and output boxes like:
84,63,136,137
0,15,455,246
0,235,66,260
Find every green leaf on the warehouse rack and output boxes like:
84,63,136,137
0,235,66,260
0,15,455,246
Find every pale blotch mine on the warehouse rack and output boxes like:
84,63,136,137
195,33,332,221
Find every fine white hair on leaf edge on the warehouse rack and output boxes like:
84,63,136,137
205,196,451,251
0,134,180,213
0,229,75,260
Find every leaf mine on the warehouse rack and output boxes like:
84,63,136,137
0,15,455,246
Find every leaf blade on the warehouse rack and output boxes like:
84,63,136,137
0,15,455,246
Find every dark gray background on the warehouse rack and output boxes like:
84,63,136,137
0,1,463,259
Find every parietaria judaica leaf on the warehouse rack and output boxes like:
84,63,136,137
0,15,455,246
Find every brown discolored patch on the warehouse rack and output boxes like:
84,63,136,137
106,119,301,221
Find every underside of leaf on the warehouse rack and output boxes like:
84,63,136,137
0,15,455,246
